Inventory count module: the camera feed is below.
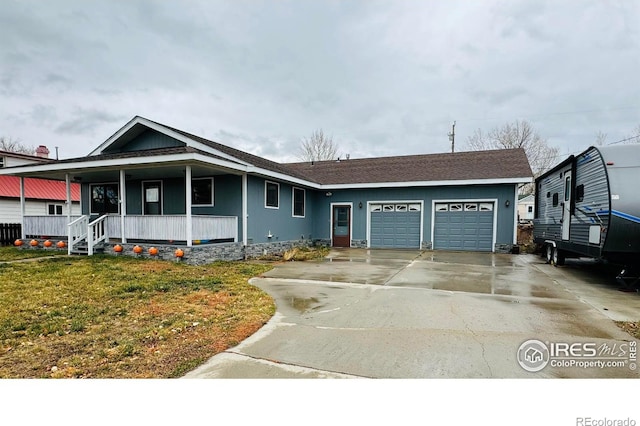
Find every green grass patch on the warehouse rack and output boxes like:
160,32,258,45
0,255,274,378
0,246,68,262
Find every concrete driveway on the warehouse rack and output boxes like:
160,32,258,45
185,249,640,378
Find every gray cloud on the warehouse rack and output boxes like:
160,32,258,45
0,0,638,162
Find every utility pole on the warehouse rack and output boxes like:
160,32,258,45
448,121,456,153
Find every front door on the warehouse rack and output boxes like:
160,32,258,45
562,170,572,240
332,205,351,247
143,181,162,215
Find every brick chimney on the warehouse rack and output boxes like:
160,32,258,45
35,145,50,159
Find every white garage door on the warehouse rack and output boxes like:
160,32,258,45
433,202,494,251
370,203,421,249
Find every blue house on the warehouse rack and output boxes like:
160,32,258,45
0,116,533,262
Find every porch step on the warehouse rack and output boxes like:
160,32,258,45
70,242,105,255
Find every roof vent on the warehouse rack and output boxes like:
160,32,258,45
35,145,50,159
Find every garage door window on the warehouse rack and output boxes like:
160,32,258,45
395,204,407,212
450,204,462,212
409,204,421,211
464,203,478,211
383,204,395,212
370,204,382,212
435,203,448,211
479,203,493,211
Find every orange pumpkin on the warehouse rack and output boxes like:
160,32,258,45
113,244,123,253
14,239,23,247
43,240,53,247
56,241,66,248
148,247,158,256
175,248,184,258
30,239,39,247
133,245,143,254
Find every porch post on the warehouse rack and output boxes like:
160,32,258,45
242,173,248,246
120,169,127,243
65,174,72,225
19,176,26,239
185,165,192,247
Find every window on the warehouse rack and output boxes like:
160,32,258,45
0,157,4,168
479,203,494,211
383,204,395,212
527,206,533,213
192,178,214,206
464,203,478,211
552,193,559,207
564,176,571,201
576,184,585,203
48,204,63,215
292,187,305,217
265,181,279,208
435,203,448,211
370,204,382,212
90,183,119,214
450,204,462,212
408,204,421,212
395,204,407,212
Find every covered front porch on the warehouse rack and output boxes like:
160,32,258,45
14,159,248,255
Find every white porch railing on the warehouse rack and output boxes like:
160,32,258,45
24,215,82,238
68,215,89,255
88,215,108,256
106,215,238,243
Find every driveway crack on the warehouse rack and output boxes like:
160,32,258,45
449,301,494,377
382,252,423,286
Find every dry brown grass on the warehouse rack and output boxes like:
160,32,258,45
0,253,274,378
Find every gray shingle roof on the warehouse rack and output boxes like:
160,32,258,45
285,149,533,185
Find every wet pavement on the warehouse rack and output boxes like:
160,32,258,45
185,249,640,379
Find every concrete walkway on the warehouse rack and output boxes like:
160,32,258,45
185,249,640,378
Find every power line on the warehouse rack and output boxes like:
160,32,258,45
607,134,640,145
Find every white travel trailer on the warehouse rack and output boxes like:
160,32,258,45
533,144,640,287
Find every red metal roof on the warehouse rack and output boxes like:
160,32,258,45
0,176,80,201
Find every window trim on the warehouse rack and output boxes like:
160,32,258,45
265,181,280,209
192,177,215,207
292,187,305,218
89,182,120,215
47,203,64,215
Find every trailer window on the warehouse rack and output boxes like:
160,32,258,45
552,193,559,207
576,184,584,202
564,176,571,201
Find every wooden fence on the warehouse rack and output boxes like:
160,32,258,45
0,223,21,246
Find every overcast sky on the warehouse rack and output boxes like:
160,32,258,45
1,0,638,163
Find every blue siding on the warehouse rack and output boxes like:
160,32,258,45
106,129,185,153
246,176,315,244
312,185,516,247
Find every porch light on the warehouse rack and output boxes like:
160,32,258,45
505,200,511,207
325,192,332,197
359,202,363,209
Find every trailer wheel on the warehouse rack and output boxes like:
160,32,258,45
552,247,565,267
545,245,553,264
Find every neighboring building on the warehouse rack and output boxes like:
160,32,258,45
0,149,81,226
518,194,535,222
0,116,533,258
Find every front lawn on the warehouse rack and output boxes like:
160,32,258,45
0,253,274,378
0,246,68,262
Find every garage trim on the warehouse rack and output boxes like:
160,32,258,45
366,199,424,249
431,198,498,252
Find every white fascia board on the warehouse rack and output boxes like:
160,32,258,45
88,117,253,166
320,177,533,190
246,166,322,189
0,153,250,177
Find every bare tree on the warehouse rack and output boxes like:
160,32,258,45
467,120,559,195
0,137,34,155
594,131,607,146
298,129,339,162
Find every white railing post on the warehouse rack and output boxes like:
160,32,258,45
186,166,193,247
